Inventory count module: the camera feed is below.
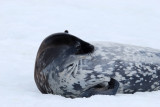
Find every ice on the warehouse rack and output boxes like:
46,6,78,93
0,0,160,107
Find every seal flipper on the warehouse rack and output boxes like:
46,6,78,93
79,78,119,98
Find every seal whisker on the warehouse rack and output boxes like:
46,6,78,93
71,63,78,78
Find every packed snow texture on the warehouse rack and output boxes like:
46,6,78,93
0,0,160,107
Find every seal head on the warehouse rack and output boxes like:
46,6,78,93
35,31,107,98
35,31,119,98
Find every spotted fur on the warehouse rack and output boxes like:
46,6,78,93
34,32,160,98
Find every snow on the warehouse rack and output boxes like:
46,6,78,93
0,0,160,107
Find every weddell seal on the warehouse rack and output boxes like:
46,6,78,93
34,30,160,98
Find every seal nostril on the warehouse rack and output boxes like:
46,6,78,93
89,45,94,53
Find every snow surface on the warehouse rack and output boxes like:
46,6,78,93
0,0,160,107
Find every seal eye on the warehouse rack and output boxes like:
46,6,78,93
76,45,81,50
75,42,81,51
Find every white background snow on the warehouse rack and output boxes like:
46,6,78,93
0,0,160,107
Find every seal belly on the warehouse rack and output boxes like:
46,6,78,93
113,62,160,93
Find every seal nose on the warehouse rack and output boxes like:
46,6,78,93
82,44,94,54
89,44,94,53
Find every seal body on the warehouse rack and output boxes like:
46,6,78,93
34,32,160,98
82,42,160,94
